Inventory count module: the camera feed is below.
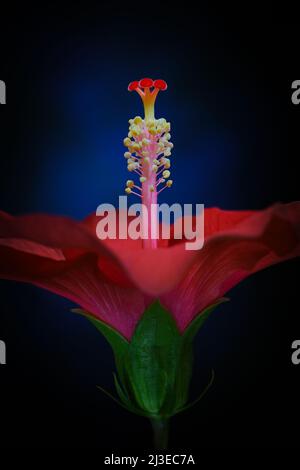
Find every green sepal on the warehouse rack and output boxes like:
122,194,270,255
72,298,228,419
183,297,229,342
72,308,129,382
125,302,184,417
174,369,215,415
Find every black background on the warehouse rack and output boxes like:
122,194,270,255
0,4,299,450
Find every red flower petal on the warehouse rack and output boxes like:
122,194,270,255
0,211,150,339
160,203,300,332
0,203,299,337
82,211,198,296
76,204,300,302
33,254,150,340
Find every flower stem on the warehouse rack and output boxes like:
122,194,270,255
150,418,169,449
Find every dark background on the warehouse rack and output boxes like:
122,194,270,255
0,4,299,450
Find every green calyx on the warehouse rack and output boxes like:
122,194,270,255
73,299,226,419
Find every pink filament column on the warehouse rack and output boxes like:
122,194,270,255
126,78,172,250
141,152,158,250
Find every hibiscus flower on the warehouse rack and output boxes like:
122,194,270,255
0,78,299,448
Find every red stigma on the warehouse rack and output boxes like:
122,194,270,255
128,78,168,93
139,78,153,88
153,79,167,90
128,81,139,91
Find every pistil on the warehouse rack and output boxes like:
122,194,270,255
124,78,173,249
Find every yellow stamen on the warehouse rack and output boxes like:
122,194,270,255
123,137,132,147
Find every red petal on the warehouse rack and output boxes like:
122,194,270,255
33,254,150,340
1,204,299,337
82,204,300,301
82,211,198,297
160,203,300,332
0,212,149,339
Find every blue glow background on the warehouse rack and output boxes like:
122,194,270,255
6,17,296,217
0,6,299,449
